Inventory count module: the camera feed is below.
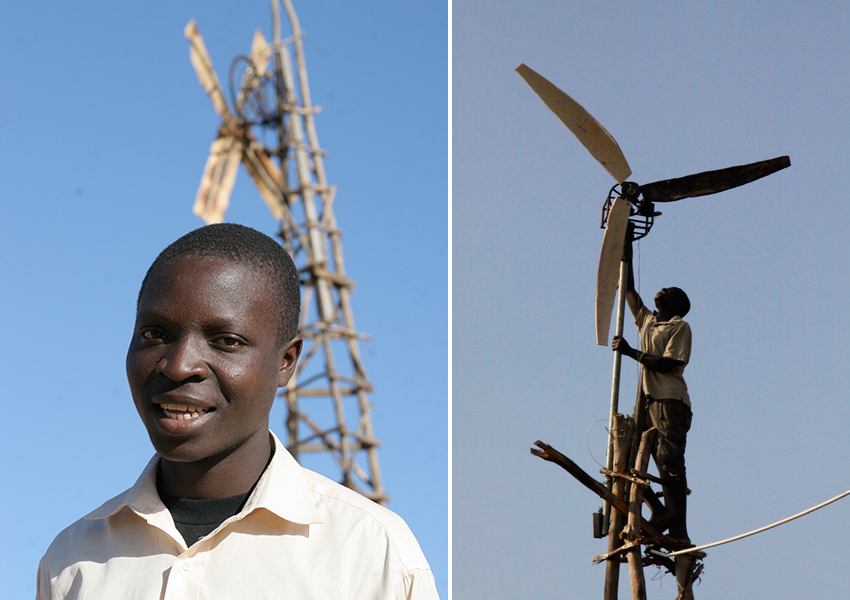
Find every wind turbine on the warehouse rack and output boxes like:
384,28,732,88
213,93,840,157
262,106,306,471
516,62,790,529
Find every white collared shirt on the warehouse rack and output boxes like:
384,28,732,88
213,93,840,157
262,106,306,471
37,432,438,599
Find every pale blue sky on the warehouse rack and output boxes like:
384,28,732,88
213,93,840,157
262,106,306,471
454,1,849,598
1,2,446,598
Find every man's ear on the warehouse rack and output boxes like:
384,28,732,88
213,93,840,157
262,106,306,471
277,334,303,387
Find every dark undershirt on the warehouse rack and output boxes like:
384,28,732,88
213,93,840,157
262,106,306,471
157,487,251,548
156,463,251,548
156,443,275,548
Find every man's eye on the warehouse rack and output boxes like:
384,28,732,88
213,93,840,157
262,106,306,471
141,329,165,341
217,336,244,348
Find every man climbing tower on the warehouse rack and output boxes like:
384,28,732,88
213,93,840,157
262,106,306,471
611,231,692,546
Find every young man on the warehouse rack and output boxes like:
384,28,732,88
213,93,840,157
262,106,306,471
611,234,693,546
37,223,438,599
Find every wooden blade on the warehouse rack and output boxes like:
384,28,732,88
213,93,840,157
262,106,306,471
184,20,232,121
193,135,243,224
640,155,791,203
596,197,630,345
235,30,272,112
240,139,286,220
516,63,632,184
250,29,272,74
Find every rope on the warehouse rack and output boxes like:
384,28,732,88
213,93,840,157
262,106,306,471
662,488,850,557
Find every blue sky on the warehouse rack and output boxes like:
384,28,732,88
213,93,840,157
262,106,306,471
454,1,849,598
0,2,447,597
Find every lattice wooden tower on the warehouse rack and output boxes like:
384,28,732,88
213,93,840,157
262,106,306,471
184,0,387,504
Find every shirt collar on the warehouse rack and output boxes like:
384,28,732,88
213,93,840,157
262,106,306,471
651,311,683,325
242,432,323,525
84,431,322,526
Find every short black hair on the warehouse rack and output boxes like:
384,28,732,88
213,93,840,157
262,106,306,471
668,287,690,318
138,223,301,345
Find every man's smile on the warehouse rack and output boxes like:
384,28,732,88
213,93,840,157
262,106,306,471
159,401,213,421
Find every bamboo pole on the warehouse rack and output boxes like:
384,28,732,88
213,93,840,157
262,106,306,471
604,413,634,600
626,427,656,600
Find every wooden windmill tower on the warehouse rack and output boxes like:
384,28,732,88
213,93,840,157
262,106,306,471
184,0,387,504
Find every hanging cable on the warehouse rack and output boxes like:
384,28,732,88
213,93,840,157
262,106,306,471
656,488,850,558
587,418,613,469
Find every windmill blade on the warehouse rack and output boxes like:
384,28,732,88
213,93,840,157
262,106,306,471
516,63,632,184
240,138,287,220
185,20,233,121
641,155,791,203
235,30,272,112
596,196,631,346
250,29,272,74
193,134,244,224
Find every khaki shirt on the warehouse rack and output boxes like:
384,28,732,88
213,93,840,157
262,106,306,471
636,305,692,406
38,432,438,600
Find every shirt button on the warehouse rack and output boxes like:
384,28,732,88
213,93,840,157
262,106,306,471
182,560,192,571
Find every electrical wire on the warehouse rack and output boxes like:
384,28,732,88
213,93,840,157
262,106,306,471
660,488,850,558
586,418,611,469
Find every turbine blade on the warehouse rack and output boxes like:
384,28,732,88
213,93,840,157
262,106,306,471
596,197,630,346
240,139,287,220
185,20,232,121
516,63,632,184
641,156,791,203
250,29,272,75
193,135,243,224
235,30,272,112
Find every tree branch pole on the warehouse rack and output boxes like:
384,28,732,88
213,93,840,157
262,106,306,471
604,414,634,600
626,427,656,600
603,256,629,532
530,441,660,538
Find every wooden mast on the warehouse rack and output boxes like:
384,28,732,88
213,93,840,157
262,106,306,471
185,0,387,504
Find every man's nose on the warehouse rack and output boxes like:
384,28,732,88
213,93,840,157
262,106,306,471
155,336,209,381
